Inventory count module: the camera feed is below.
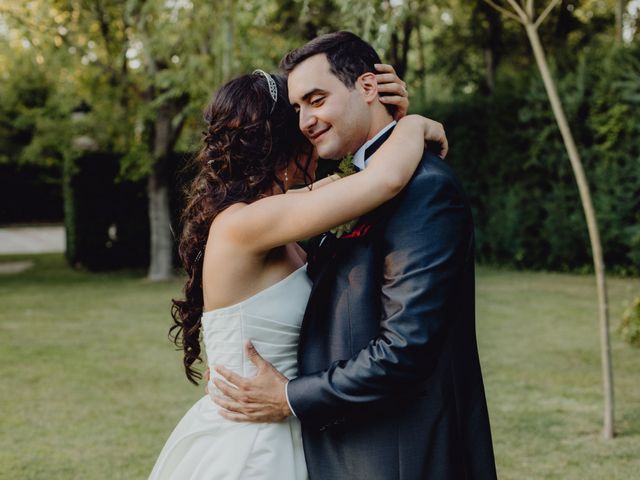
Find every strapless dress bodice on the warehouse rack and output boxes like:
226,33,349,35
202,264,311,391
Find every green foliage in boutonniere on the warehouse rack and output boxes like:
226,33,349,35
330,153,360,238
335,154,358,178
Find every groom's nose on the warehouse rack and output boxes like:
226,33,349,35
299,107,316,134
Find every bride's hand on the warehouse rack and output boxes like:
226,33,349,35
399,115,449,159
422,117,448,159
375,64,448,158
375,63,409,120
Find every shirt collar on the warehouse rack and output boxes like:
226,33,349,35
352,120,397,170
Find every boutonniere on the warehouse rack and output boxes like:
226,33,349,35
341,223,372,239
330,154,363,239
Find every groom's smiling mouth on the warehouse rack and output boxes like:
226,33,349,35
308,127,330,142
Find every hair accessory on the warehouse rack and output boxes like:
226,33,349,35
194,250,203,263
253,69,278,113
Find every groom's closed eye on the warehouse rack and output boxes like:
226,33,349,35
310,96,325,107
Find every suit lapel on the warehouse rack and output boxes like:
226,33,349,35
301,125,397,344
306,233,338,303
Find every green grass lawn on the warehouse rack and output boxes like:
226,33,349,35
1,254,639,479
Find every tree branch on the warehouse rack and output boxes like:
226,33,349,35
505,0,530,21
526,0,534,17
534,0,562,29
483,0,524,24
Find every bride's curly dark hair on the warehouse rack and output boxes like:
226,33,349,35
170,73,313,384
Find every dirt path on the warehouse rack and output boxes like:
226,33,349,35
0,226,65,255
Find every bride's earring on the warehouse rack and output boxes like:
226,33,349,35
284,168,289,189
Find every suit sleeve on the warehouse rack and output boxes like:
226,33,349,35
286,160,473,425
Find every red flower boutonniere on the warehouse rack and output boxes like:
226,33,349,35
341,223,373,239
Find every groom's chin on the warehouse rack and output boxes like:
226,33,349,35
316,145,345,162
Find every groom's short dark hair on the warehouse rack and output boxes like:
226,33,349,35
279,31,382,89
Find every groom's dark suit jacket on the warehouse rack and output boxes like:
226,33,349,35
287,129,497,480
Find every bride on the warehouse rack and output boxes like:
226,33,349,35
149,66,446,479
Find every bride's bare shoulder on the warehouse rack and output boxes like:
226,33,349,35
206,202,273,260
210,199,278,249
203,203,256,277
208,203,249,237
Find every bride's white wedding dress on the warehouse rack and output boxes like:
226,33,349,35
149,265,311,480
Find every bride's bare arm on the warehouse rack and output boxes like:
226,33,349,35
219,114,433,252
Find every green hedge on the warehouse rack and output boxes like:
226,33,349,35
63,151,190,271
0,163,63,225
63,152,150,270
424,45,640,275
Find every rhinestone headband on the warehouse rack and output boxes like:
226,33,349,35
253,69,278,113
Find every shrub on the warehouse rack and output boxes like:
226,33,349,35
619,296,640,348
63,152,149,271
0,163,63,224
421,43,640,275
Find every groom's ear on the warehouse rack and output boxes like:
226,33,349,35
356,72,379,104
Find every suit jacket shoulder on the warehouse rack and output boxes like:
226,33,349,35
406,151,467,204
373,150,470,243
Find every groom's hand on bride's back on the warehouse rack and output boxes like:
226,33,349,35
210,341,292,423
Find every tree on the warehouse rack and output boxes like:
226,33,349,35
0,0,229,279
484,0,615,440
0,0,344,278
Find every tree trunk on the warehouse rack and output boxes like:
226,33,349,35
525,22,615,440
389,17,413,80
555,0,573,40
221,0,235,81
147,163,173,281
616,0,626,43
147,106,174,281
479,0,503,94
416,20,429,106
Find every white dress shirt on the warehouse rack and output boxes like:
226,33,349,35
351,120,397,170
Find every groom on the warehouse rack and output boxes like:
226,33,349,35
212,31,497,479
